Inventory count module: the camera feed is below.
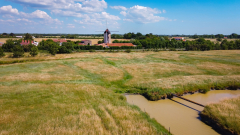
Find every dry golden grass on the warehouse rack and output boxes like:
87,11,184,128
197,62,240,75
201,96,240,135
155,75,240,89
123,62,202,86
153,51,181,60
0,64,83,82
0,83,165,134
75,61,124,81
1,50,240,134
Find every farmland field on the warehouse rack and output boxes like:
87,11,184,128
0,50,240,134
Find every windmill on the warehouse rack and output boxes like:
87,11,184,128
96,21,119,43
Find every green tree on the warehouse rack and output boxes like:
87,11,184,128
0,47,5,57
192,34,199,39
9,33,15,37
48,43,59,55
216,38,222,42
12,45,24,58
2,39,15,52
30,46,38,57
24,33,33,41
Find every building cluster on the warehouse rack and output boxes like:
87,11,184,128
172,37,186,41
20,40,39,46
98,29,135,48
1,29,136,48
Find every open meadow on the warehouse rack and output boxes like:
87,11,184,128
0,50,240,134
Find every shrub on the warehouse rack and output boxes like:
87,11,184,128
58,46,71,53
48,43,59,55
12,45,24,58
216,38,222,42
169,48,176,51
125,49,131,53
89,49,95,52
0,47,5,57
30,46,38,57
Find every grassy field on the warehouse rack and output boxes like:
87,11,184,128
0,50,240,134
0,38,130,45
201,96,240,135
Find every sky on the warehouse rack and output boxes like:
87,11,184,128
0,0,240,35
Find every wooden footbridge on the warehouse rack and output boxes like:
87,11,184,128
172,94,205,107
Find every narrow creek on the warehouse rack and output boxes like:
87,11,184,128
126,90,240,135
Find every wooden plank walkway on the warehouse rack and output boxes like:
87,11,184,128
172,94,205,107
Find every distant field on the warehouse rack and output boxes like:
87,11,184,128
186,38,237,43
0,38,130,45
0,50,240,134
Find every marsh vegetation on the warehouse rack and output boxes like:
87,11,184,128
0,50,240,134
201,96,240,135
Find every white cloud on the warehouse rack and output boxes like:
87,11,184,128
82,26,86,28
67,24,75,28
122,5,166,23
163,9,166,13
120,11,127,16
110,6,127,11
51,26,58,29
92,12,120,20
0,5,19,15
0,19,15,23
17,18,32,22
0,5,62,25
73,12,120,26
29,10,51,19
2,15,15,18
9,0,107,13
51,10,85,18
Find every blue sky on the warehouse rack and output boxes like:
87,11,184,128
0,0,239,35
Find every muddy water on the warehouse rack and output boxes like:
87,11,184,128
126,90,240,135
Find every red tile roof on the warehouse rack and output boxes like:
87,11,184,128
97,43,135,47
20,40,33,45
173,37,184,39
107,43,134,47
52,39,67,43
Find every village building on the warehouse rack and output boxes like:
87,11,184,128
98,29,135,48
78,40,92,45
0,42,3,46
20,40,38,46
20,40,34,45
173,37,185,40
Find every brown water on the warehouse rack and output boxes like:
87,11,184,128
126,90,240,135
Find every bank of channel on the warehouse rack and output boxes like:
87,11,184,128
126,90,240,135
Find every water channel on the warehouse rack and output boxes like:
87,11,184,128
126,90,240,135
